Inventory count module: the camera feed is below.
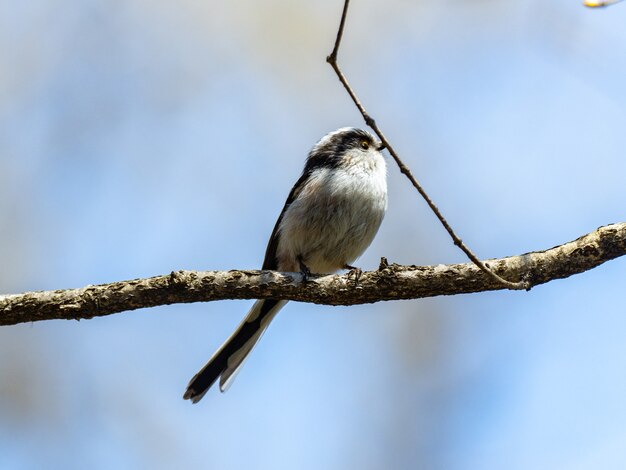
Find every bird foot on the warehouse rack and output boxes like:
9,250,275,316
299,257,312,282
344,264,362,286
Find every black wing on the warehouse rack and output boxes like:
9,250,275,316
261,172,309,270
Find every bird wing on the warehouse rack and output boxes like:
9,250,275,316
261,172,308,270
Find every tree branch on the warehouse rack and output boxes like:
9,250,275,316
1,223,624,326
327,0,529,290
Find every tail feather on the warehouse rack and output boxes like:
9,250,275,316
183,299,287,403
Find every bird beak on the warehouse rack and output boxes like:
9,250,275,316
377,142,386,151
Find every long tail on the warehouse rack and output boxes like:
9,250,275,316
183,299,287,403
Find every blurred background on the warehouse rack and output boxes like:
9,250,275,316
1,0,626,468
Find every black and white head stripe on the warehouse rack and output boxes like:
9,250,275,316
304,127,382,172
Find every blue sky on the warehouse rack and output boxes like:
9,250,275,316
1,1,625,469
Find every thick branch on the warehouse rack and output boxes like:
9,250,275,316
1,223,624,326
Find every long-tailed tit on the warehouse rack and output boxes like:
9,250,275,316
183,127,388,403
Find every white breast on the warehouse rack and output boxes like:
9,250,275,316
276,149,387,274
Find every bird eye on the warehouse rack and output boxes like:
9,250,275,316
360,140,370,150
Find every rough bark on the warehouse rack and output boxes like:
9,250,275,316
1,223,624,326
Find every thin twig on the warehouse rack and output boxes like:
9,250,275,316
326,0,529,290
1,223,625,326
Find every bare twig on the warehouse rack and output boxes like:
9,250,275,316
326,0,529,290
2,223,625,326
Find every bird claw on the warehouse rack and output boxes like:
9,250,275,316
344,264,362,286
299,257,312,282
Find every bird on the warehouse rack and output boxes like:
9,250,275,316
183,127,388,403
